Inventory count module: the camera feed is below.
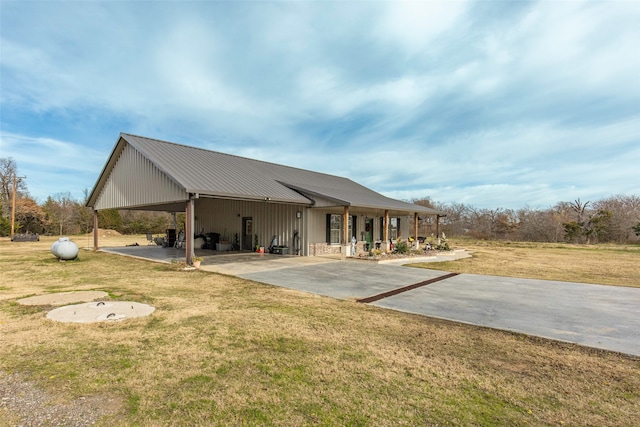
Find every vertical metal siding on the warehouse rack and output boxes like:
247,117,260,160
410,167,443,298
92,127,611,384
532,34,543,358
94,144,187,210
190,201,413,255
193,198,306,252
401,216,410,239
307,209,329,244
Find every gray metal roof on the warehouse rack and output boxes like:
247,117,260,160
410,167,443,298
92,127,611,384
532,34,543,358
88,133,444,215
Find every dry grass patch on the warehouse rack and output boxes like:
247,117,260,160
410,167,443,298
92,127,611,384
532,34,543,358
411,239,640,287
1,235,639,426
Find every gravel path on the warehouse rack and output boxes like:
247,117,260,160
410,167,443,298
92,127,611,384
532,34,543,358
0,370,121,426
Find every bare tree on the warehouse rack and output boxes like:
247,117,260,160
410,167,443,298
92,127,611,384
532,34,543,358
42,192,77,235
0,158,31,236
593,195,640,243
570,199,590,223
0,158,26,218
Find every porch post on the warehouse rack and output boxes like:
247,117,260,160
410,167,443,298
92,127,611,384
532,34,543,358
414,212,419,249
383,210,389,252
93,209,99,251
343,206,349,244
185,198,194,265
342,205,349,258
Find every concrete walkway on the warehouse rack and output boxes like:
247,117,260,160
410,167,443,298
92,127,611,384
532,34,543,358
100,246,640,357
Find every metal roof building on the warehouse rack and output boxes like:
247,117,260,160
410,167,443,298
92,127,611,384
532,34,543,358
87,133,444,262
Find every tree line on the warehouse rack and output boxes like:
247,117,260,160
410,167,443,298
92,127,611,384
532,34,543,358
2,157,639,243
412,195,640,244
0,158,173,237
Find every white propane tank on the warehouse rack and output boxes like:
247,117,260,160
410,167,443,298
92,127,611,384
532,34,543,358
50,238,63,256
51,237,79,260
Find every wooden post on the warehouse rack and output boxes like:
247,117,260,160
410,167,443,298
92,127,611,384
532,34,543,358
93,210,99,250
383,210,389,252
343,206,349,244
341,206,349,258
414,212,419,248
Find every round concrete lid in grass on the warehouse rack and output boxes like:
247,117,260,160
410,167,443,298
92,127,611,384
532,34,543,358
46,301,155,323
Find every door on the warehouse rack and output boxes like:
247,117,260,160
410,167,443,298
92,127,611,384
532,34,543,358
365,218,374,246
242,217,253,251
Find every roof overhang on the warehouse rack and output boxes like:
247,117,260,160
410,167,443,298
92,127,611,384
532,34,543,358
277,182,350,206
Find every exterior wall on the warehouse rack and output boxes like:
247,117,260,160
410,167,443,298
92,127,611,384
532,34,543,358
183,199,414,257
95,144,187,210
305,208,411,256
193,198,306,253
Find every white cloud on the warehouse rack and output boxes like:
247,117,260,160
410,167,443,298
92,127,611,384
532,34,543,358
0,133,106,201
0,133,103,172
1,0,638,209
512,1,640,92
374,0,469,55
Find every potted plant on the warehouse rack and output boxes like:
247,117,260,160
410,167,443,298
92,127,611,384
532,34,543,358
192,256,203,268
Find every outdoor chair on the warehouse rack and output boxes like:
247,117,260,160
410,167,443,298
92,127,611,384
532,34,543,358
146,233,155,245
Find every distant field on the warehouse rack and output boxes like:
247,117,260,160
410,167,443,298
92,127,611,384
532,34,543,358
411,238,640,288
1,235,638,426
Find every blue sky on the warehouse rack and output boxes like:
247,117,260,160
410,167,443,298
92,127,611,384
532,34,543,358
1,0,638,209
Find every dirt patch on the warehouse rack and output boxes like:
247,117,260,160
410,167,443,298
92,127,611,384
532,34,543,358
16,291,109,306
0,370,123,426
87,228,122,237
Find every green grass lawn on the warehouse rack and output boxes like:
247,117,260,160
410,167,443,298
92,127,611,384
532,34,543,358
0,236,638,426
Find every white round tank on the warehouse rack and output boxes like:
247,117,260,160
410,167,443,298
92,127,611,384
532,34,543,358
51,237,68,258
52,237,78,260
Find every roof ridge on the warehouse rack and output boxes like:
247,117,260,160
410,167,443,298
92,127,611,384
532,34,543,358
119,132,353,181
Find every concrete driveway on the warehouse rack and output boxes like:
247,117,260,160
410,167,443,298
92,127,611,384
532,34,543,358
235,260,640,357
100,246,640,356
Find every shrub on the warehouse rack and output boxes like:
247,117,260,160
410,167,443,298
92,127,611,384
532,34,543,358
394,240,410,254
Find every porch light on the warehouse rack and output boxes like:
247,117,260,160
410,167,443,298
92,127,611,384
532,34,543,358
296,211,301,219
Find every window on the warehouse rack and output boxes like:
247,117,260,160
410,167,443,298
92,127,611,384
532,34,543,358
327,214,342,244
389,217,398,240
326,214,358,244
389,217,399,240
381,216,401,241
